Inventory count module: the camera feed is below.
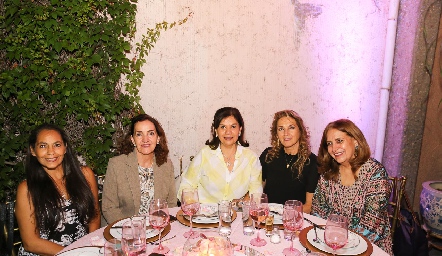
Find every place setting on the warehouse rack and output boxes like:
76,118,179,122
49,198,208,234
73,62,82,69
103,199,172,255
176,188,237,230
299,214,373,256
56,246,102,256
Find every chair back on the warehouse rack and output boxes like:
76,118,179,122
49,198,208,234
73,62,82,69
1,201,20,256
388,176,407,241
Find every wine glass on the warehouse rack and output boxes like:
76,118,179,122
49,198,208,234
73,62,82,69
249,193,269,247
149,198,170,254
282,200,303,256
181,188,200,238
324,214,348,256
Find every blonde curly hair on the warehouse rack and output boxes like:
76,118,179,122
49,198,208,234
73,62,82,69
265,110,311,179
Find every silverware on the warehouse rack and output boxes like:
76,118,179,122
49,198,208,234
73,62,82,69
303,217,322,243
149,234,176,245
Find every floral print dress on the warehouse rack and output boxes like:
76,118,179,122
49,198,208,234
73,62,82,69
18,199,88,256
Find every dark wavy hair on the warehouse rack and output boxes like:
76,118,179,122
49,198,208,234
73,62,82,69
265,110,311,179
118,114,169,166
205,107,249,149
317,119,371,181
26,124,96,233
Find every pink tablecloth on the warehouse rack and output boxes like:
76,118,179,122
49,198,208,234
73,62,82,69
59,207,389,255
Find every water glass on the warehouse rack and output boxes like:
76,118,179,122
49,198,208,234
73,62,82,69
218,200,232,237
241,201,254,236
102,238,122,256
121,219,146,255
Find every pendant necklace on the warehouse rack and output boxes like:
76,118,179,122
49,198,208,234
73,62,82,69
285,153,296,168
221,149,235,168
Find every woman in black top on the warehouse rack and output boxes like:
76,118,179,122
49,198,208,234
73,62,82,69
259,110,319,213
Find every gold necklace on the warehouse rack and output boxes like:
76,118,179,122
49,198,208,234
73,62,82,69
285,153,296,169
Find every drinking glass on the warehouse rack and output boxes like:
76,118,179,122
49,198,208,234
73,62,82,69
282,201,303,256
324,214,348,256
218,200,232,237
241,200,255,236
249,193,269,247
101,238,122,256
181,188,200,238
121,219,146,256
149,199,170,254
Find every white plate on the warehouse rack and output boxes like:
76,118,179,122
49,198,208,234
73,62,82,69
268,203,283,225
57,246,101,256
109,218,159,239
198,203,218,216
306,228,367,255
183,204,219,224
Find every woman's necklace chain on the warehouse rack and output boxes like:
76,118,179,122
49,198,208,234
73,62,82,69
285,153,296,168
221,149,235,167
54,178,66,199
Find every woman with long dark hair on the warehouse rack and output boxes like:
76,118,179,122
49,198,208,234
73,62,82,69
102,114,176,224
15,124,100,255
178,107,262,203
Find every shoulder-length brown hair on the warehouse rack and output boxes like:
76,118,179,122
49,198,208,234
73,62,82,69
265,110,311,179
206,107,249,149
118,114,169,166
317,119,370,181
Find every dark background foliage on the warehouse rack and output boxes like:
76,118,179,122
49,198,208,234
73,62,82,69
0,0,189,203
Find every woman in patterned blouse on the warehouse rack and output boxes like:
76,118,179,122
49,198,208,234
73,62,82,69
15,124,100,255
311,119,393,255
178,107,263,204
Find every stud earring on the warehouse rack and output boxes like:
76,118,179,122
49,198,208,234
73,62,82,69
239,132,241,136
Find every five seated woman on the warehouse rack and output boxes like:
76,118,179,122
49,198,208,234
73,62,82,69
14,111,394,255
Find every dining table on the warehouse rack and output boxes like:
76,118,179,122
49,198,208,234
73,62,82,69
58,207,390,255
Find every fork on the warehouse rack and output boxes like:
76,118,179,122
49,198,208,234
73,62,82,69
303,217,321,243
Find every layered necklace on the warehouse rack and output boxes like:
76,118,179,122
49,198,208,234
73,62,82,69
285,153,296,169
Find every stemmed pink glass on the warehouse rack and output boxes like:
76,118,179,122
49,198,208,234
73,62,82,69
282,200,303,256
181,188,200,238
149,199,170,254
249,193,269,247
324,214,348,256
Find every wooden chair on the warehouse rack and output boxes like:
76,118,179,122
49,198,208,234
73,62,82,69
388,176,407,242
